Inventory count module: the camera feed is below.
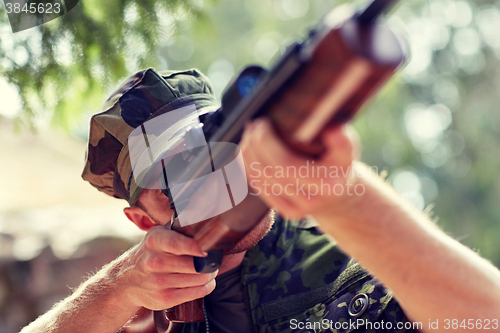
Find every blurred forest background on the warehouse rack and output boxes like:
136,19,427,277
1,0,500,331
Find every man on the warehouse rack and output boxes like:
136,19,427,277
21,68,500,333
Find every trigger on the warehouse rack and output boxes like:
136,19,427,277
193,250,223,273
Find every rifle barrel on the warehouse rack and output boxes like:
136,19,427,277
357,0,397,25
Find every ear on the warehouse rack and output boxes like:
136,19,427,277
123,206,158,231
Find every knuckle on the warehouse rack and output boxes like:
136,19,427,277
175,255,191,271
144,232,156,249
151,274,168,287
158,289,173,304
168,238,181,254
144,253,163,271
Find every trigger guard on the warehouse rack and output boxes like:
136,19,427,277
193,250,223,273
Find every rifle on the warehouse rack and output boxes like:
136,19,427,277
123,0,405,331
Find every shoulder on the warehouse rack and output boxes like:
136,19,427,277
244,215,416,332
243,215,355,290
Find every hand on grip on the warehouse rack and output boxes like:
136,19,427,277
241,118,360,220
118,226,218,311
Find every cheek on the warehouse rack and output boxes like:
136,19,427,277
149,207,174,226
139,191,174,226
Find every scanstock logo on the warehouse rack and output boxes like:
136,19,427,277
1,0,79,33
128,105,249,227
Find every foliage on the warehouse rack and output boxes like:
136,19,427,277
1,0,500,265
151,0,500,265
0,0,210,128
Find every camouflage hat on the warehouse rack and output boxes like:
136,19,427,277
82,68,219,204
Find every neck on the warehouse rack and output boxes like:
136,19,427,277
218,251,246,275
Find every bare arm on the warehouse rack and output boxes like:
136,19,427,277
19,257,139,333
20,227,216,333
316,162,500,329
242,118,500,332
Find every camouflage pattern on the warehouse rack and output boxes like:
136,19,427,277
82,68,218,204
179,216,417,333
83,68,416,332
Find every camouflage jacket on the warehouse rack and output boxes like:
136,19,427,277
178,216,417,333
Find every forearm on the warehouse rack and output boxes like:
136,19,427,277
315,162,500,330
20,248,141,333
20,224,218,333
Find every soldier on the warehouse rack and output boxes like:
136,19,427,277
21,69,500,333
